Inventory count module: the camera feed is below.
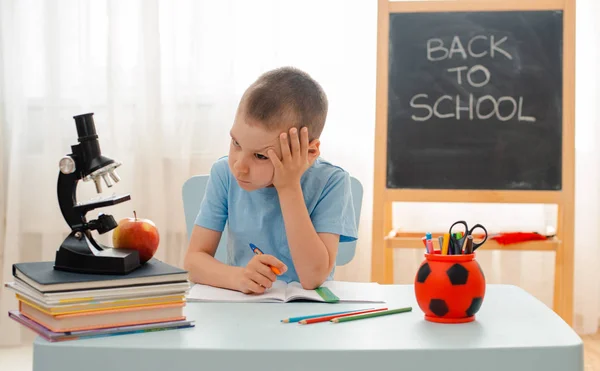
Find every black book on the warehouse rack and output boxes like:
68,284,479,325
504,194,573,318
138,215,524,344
12,259,188,293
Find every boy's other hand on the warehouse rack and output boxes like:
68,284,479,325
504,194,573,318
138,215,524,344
268,126,311,191
237,254,287,294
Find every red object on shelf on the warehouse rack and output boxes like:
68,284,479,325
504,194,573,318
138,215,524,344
489,232,550,245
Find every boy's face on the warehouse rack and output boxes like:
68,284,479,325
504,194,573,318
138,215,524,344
228,113,284,191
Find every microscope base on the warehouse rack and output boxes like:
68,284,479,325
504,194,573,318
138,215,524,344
54,232,140,275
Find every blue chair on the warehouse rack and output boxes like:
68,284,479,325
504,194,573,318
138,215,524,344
182,174,363,266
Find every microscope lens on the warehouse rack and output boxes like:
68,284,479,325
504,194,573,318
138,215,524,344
109,170,121,183
102,173,113,187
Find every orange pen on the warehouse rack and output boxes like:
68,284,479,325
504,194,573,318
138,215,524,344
249,243,282,275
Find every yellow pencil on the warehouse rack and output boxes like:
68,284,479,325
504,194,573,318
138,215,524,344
442,233,450,255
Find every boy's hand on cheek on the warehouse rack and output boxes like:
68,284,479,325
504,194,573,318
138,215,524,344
268,127,310,191
237,254,287,294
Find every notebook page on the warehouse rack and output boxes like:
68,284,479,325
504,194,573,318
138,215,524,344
320,281,386,303
284,282,324,302
187,280,288,303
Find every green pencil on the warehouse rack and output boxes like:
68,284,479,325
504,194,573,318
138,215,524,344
330,307,412,323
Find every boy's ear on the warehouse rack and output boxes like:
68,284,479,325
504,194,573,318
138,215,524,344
308,139,320,165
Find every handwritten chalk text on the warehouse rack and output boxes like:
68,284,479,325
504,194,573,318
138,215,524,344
410,35,536,122
410,94,536,122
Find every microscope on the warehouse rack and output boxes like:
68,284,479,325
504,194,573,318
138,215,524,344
54,113,141,275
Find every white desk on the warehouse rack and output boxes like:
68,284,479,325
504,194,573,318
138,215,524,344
32,284,583,371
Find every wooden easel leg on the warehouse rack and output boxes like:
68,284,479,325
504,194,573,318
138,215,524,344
371,225,384,283
553,244,574,326
371,201,386,284
382,202,394,284
555,0,576,328
554,242,574,327
371,200,394,284
553,243,564,320
562,244,575,327
383,245,394,284
553,200,575,326
371,0,391,285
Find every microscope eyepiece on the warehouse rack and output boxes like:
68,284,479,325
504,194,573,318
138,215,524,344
73,113,99,141
69,112,121,192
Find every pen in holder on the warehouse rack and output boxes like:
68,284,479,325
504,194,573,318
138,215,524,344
414,251,485,323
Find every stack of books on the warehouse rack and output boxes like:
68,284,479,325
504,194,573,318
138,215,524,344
4,258,194,342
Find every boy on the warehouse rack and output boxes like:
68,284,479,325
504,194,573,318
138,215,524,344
184,66,357,293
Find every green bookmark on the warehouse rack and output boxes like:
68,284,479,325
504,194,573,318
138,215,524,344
315,287,339,303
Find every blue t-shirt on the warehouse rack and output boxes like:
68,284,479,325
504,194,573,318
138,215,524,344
194,156,358,283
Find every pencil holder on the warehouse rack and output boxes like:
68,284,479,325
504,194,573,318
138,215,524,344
414,251,485,323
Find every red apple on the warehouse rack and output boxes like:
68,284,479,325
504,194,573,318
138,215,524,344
112,211,160,264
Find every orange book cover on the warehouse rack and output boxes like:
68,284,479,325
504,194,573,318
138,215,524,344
16,293,185,316
19,301,186,333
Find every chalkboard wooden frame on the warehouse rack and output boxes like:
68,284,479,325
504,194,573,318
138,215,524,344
370,0,575,326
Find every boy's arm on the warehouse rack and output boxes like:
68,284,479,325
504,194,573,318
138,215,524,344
277,186,339,289
268,127,356,289
184,159,244,291
184,225,288,293
184,225,243,290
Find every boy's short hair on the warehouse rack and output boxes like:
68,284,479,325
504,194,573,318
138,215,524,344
241,67,328,140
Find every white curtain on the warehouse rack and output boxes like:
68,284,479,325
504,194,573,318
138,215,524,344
0,0,598,347
0,0,378,346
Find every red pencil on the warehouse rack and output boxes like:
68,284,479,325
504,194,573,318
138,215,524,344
298,307,388,324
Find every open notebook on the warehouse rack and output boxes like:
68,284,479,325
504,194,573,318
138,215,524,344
187,280,386,303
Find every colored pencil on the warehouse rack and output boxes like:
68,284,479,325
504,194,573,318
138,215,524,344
298,307,388,325
330,307,412,323
281,308,374,323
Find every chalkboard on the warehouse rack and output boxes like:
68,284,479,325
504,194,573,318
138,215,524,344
386,11,563,190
